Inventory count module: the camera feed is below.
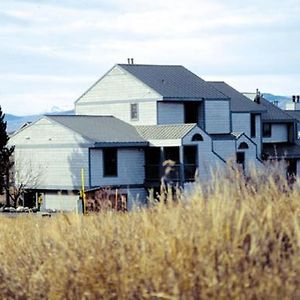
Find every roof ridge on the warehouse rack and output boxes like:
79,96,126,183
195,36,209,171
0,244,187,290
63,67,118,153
117,63,184,67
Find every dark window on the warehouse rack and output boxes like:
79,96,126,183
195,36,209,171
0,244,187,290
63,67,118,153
192,133,203,141
236,152,245,171
251,114,256,137
238,142,249,150
184,102,198,123
103,148,117,177
130,103,138,120
263,123,272,137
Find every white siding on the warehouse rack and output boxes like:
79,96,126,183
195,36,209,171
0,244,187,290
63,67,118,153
76,101,157,125
213,140,236,162
232,113,250,136
183,127,226,181
157,102,184,124
44,193,79,212
76,65,161,105
8,117,91,190
297,160,300,177
205,100,230,133
231,113,261,158
253,114,262,157
90,148,145,186
236,136,260,174
263,124,288,143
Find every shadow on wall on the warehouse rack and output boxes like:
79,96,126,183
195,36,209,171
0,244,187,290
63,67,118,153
68,143,90,191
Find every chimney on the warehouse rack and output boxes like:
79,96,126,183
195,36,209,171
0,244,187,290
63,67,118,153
131,58,134,65
127,58,130,64
292,95,296,102
254,88,261,104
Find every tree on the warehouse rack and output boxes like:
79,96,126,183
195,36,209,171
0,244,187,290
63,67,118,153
0,106,14,206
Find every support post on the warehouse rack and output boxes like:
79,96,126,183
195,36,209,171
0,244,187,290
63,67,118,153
179,146,185,187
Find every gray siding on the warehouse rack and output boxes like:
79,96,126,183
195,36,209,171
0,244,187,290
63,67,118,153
205,100,230,134
263,124,288,143
213,140,236,162
9,118,91,190
157,102,184,124
76,65,161,105
90,148,145,187
76,101,157,125
232,113,250,136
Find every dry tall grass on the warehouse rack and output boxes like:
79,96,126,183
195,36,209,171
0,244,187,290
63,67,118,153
1,164,300,299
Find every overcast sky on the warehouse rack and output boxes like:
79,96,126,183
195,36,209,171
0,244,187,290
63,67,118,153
0,0,299,115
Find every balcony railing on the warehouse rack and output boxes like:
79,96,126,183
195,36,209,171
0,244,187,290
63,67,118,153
145,164,197,183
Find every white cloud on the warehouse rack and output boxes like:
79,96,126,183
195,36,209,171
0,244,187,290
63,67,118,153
0,0,299,114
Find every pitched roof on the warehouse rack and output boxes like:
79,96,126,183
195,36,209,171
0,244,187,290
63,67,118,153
243,93,295,122
210,132,243,140
46,115,148,146
285,110,300,122
263,142,300,158
135,123,196,140
118,64,228,100
208,82,266,113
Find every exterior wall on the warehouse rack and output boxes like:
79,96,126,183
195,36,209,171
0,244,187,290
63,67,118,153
253,114,262,157
297,160,300,177
263,123,288,143
213,140,236,162
183,127,226,181
76,101,157,125
204,100,230,134
232,113,250,136
76,65,161,104
236,136,260,174
44,193,79,212
8,117,91,190
90,148,145,187
157,102,184,124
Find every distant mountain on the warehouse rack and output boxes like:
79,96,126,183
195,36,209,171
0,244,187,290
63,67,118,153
5,110,74,134
262,93,291,109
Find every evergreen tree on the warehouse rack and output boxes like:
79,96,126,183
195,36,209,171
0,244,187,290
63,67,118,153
0,106,14,206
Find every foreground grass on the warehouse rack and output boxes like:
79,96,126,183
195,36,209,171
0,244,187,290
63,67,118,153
1,167,300,299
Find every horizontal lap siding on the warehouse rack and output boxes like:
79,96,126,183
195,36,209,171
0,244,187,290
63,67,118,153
14,147,89,190
76,101,157,125
232,113,250,136
263,124,288,143
157,102,184,124
76,66,160,104
45,193,79,212
205,100,230,134
90,149,145,187
213,140,236,162
9,117,91,190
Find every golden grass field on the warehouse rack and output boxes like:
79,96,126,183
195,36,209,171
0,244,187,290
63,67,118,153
1,164,300,299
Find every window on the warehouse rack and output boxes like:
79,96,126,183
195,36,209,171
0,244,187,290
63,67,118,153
191,133,203,141
130,103,139,120
263,123,272,137
250,114,256,137
184,102,199,123
238,142,249,150
103,148,117,177
236,152,245,171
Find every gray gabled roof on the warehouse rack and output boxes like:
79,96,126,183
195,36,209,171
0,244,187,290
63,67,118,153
135,123,196,140
46,115,148,146
209,81,266,113
285,110,300,122
118,64,228,101
243,93,295,122
210,132,243,140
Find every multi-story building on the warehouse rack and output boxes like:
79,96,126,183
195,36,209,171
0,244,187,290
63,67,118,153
8,63,298,211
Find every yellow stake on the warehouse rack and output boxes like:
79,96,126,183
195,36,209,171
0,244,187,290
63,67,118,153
81,168,86,214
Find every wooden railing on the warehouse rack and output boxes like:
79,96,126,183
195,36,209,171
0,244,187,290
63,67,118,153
145,164,197,183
